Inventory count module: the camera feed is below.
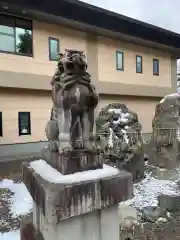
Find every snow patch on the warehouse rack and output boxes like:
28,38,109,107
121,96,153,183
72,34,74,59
0,231,20,240
108,108,129,125
108,128,114,148
30,159,120,184
0,179,32,217
119,173,180,210
177,128,180,141
121,129,129,144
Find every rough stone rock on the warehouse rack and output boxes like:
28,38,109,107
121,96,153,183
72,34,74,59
158,194,180,213
95,103,144,181
141,206,162,222
148,93,180,169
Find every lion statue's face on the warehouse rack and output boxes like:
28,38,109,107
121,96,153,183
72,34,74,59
58,49,87,73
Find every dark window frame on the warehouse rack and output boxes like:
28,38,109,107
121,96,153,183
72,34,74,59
0,112,3,137
136,55,143,73
116,51,124,71
0,13,33,57
48,37,60,61
153,58,159,76
18,112,31,136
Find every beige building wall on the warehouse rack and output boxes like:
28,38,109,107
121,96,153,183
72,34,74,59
0,90,51,145
0,91,158,144
98,36,172,87
0,21,87,76
0,20,174,144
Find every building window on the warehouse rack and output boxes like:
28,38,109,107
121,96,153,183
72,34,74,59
136,55,143,73
116,51,124,71
18,112,31,136
0,112,2,137
153,59,159,75
49,37,59,61
0,14,33,56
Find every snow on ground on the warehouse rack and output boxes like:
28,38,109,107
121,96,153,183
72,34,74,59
120,168,180,210
0,231,20,240
0,179,33,240
133,174,180,209
0,179,32,217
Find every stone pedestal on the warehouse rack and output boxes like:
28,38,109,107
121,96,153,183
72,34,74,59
21,159,133,240
42,148,103,174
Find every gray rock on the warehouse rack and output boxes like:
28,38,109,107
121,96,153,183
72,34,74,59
141,206,161,222
158,194,180,212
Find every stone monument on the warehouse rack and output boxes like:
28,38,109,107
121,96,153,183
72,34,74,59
95,103,144,182
148,93,180,170
20,49,133,240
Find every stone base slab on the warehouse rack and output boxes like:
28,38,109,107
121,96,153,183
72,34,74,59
42,148,103,174
22,160,133,222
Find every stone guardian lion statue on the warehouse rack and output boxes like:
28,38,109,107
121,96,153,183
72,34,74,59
45,49,99,153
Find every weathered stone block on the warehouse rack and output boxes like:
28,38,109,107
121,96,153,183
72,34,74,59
20,213,44,240
42,148,103,175
22,160,133,222
158,194,180,212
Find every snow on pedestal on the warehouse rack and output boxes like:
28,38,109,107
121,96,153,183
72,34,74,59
21,159,133,240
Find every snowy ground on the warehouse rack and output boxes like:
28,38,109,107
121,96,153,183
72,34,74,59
0,165,180,240
130,173,180,209
0,179,32,240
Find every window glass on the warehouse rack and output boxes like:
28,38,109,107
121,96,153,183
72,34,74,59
16,28,32,54
0,14,33,56
18,112,31,136
0,112,3,137
153,59,159,75
0,25,14,35
0,34,15,52
116,51,124,71
136,55,142,73
49,38,59,61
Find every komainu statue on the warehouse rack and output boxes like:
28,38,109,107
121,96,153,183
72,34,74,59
95,103,144,181
46,49,99,153
43,49,102,175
